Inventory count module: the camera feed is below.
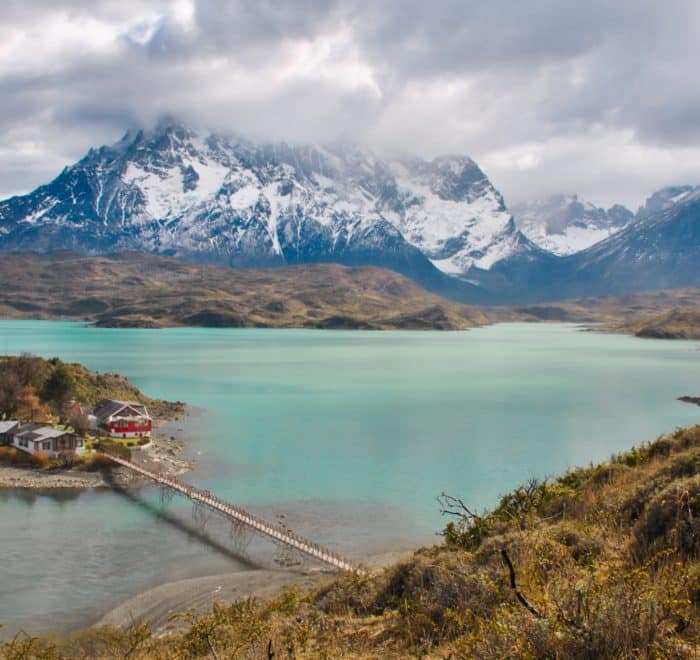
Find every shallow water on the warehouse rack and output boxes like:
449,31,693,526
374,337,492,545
0,321,698,634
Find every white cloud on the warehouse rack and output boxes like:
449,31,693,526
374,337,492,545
2,0,700,209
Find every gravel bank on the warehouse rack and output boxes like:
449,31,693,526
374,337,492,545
96,550,414,636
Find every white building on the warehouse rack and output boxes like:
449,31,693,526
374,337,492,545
11,424,86,458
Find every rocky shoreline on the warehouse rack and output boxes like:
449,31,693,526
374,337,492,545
0,407,200,490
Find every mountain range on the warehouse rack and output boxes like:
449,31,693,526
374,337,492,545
0,120,698,304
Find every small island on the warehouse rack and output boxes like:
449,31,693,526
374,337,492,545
0,354,191,489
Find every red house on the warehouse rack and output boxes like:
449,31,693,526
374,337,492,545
93,399,153,439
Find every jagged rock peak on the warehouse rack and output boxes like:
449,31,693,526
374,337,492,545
512,193,633,256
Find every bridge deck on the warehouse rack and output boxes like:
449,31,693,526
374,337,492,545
103,453,364,574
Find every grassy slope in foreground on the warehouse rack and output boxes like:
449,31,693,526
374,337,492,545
0,251,489,330
13,424,700,658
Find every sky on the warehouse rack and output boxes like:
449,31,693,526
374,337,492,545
2,0,700,209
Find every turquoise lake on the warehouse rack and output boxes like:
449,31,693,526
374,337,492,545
0,320,698,634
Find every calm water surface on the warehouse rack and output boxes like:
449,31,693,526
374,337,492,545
0,321,698,634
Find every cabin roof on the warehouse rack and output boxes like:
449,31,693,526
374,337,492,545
14,426,73,442
94,399,150,421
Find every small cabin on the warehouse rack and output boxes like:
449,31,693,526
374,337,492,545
11,424,85,457
93,399,153,439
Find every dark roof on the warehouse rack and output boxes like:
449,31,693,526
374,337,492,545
94,399,150,422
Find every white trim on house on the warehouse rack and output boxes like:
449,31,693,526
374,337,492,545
11,425,85,458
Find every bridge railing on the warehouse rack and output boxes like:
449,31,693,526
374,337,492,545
100,451,365,574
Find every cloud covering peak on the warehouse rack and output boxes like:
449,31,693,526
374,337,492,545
3,0,700,207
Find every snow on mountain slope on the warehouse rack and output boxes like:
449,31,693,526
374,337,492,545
530,185,700,300
512,194,633,256
635,185,696,221
384,156,526,273
0,122,533,290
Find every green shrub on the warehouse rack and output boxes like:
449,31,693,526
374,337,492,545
94,439,131,461
81,453,112,471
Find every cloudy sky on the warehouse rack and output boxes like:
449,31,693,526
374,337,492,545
3,0,700,209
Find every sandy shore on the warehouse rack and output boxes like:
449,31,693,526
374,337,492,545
0,406,202,490
96,550,414,636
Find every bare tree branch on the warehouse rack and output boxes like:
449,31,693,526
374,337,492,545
501,547,544,619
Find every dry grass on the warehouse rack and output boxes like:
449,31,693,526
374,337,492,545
0,251,490,330
509,287,700,328
613,308,700,339
0,447,52,468
8,425,700,658
0,446,31,466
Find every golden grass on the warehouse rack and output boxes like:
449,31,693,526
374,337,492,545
0,251,490,330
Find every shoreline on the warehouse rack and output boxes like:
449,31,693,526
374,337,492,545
96,550,415,636
0,405,202,490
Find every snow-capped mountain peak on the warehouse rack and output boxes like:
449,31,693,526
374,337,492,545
0,122,532,287
511,194,634,256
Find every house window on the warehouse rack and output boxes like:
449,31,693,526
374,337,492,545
42,441,51,451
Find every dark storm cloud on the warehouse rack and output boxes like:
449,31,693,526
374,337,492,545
2,0,700,207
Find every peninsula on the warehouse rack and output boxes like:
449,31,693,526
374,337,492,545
0,354,190,489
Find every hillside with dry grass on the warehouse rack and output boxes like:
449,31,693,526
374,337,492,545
0,252,489,330
3,251,700,336
510,287,700,327
609,308,700,339
9,424,700,658
0,354,182,421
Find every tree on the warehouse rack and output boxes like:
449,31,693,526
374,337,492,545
42,366,76,408
14,387,50,423
14,353,50,390
68,409,91,435
0,371,23,416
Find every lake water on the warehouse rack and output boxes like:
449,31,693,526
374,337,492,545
0,321,698,635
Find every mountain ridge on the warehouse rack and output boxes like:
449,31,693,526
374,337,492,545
512,194,633,256
2,121,700,304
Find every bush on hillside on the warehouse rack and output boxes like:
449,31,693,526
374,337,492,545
27,450,51,468
632,476,700,563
